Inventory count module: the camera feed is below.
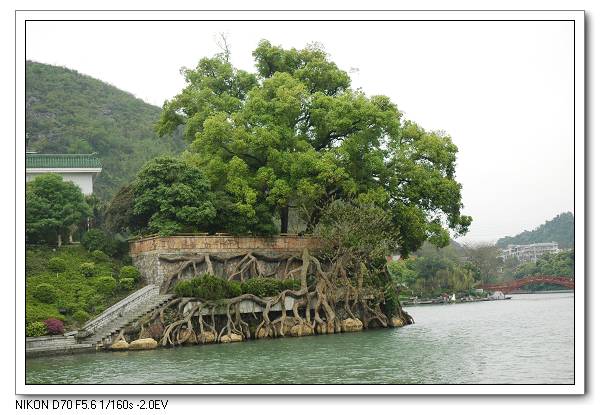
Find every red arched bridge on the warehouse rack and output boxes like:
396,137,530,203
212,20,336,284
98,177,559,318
481,275,574,293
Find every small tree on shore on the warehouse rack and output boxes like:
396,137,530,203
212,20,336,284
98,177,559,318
26,173,91,247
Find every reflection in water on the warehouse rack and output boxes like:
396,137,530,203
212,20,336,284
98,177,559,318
26,293,574,384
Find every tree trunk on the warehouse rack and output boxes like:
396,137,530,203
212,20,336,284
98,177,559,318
280,206,289,234
57,233,62,248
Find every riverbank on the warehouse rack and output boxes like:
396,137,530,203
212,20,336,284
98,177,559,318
402,296,508,307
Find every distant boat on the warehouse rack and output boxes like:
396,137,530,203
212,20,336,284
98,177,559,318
489,291,506,300
487,291,512,300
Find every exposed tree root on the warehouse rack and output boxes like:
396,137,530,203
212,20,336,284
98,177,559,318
128,248,413,348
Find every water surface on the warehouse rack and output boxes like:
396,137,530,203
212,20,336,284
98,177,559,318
26,293,574,384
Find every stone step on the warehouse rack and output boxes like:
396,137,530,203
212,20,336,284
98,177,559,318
87,294,174,345
26,343,95,358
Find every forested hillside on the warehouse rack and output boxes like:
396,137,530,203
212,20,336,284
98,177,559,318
496,212,574,248
26,61,185,200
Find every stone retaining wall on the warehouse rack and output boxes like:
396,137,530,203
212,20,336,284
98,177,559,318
129,235,322,289
129,235,321,256
26,335,76,350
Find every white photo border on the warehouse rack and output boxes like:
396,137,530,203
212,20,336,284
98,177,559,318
15,9,585,395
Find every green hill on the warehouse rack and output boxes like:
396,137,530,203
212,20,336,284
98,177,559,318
496,212,574,249
26,61,185,200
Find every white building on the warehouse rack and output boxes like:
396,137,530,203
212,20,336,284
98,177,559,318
500,242,560,263
26,153,102,195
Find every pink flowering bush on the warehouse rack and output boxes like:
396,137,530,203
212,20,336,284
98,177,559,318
44,318,64,335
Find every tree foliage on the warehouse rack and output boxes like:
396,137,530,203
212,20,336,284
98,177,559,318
388,242,476,296
81,229,117,256
315,200,397,270
513,249,574,279
26,174,91,246
462,243,502,284
157,40,471,252
130,156,217,235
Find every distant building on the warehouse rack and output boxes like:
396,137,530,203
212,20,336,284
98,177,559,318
500,242,560,263
26,153,102,195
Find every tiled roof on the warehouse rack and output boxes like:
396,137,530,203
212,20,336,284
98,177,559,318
26,153,102,169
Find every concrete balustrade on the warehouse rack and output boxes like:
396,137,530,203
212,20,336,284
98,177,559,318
80,284,160,335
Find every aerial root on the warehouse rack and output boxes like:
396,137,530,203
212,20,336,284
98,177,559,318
139,250,413,347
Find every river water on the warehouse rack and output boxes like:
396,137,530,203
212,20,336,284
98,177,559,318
26,293,574,384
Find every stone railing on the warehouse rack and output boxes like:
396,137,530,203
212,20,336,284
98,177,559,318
129,234,322,256
80,284,159,335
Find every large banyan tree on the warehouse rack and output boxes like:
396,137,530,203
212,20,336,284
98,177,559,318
110,40,472,346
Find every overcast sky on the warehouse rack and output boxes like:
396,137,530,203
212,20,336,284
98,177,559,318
25,20,575,243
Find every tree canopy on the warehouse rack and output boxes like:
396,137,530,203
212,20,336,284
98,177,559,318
156,40,471,254
26,174,91,246
128,156,217,235
513,249,574,279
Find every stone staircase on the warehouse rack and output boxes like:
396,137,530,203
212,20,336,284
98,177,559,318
77,284,174,348
85,293,174,347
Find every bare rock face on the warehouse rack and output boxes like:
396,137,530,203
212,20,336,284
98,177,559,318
198,332,216,344
281,317,296,336
220,333,243,343
316,321,335,335
290,324,313,337
110,339,129,350
129,338,158,350
180,329,197,344
255,327,270,339
389,316,405,327
341,318,364,332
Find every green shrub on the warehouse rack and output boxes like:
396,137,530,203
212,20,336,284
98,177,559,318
79,262,96,278
73,310,90,325
85,293,104,313
26,303,63,325
82,229,116,256
55,297,79,315
121,254,133,266
95,276,117,295
228,280,242,297
119,265,140,282
26,321,47,337
119,277,136,291
30,283,58,303
241,277,282,297
174,280,194,297
91,250,109,262
113,239,130,259
238,277,298,297
190,273,232,300
173,274,241,299
280,278,301,291
48,257,67,273
382,285,402,317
